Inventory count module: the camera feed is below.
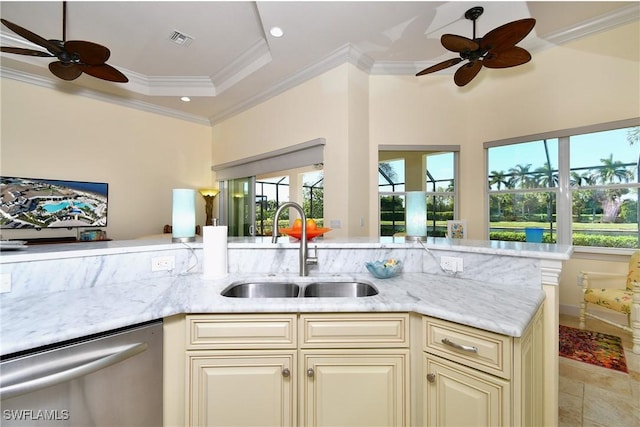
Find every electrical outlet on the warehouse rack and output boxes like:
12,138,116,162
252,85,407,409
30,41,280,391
0,273,12,293
440,256,463,272
151,256,175,272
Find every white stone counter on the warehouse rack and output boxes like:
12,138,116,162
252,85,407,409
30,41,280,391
0,237,571,356
0,272,544,356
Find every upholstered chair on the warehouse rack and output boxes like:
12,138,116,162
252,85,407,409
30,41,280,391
579,250,640,354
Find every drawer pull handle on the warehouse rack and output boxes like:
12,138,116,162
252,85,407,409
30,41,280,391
426,373,436,383
306,368,315,378
282,368,290,377
442,338,478,353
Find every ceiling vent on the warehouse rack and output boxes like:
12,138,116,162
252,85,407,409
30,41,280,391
169,30,194,47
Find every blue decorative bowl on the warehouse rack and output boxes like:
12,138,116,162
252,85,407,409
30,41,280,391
365,259,402,279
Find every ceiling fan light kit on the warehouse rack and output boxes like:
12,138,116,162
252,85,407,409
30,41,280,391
417,6,535,87
1,1,128,83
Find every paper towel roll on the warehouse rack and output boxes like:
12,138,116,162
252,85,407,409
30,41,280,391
203,225,228,279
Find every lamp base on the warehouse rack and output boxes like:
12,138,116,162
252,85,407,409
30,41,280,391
405,235,426,242
172,236,196,243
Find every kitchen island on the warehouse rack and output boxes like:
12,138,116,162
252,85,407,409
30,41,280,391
0,236,571,426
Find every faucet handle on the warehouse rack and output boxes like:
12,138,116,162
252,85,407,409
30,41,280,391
306,245,318,265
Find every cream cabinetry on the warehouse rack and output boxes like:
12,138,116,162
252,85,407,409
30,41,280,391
418,307,544,427
164,310,541,427
165,313,409,427
299,314,410,426
185,314,298,427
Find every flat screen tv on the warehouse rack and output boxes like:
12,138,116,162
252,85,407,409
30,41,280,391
0,176,108,229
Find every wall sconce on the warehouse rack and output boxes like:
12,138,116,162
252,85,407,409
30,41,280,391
405,191,427,241
199,188,219,226
172,189,196,243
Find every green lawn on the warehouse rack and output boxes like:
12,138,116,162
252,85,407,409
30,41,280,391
491,221,637,231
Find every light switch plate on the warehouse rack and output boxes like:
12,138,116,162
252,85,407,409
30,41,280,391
0,273,12,293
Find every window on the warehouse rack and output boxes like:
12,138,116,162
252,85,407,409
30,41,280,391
254,171,324,237
486,120,639,249
378,148,458,237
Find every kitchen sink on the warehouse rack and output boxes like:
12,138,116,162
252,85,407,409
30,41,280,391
303,281,378,298
220,280,378,298
221,282,300,298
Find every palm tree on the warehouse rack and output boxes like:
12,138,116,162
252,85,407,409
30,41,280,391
596,153,634,222
533,162,558,188
626,126,639,245
509,163,533,189
489,170,511,218
570,171,596,187
598,153,632,184
489,170,510,190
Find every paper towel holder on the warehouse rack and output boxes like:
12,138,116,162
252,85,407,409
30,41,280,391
172,189,197,243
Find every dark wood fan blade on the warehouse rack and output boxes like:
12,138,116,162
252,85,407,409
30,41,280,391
48,61,83,80
1,19,62,55
454,61,482,87
441,34,479,53
480,18,536,51
64,41,110,65
483,46,532,69
1,46,54,57
416,58,463,76
81,64,128,83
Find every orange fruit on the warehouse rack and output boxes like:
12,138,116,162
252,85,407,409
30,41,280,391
306,219,317,231
293,218,303,229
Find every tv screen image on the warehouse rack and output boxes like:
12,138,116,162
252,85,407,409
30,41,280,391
0,177,108,229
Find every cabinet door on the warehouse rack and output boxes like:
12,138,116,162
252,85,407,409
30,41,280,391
423,353,510,427
189,352,296,427
301,350,409,427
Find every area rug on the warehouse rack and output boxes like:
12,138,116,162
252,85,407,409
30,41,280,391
559,325,628,373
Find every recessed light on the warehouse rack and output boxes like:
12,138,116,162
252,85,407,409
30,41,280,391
269,26,284,38
181,96,191,102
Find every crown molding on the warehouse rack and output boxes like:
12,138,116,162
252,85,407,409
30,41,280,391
210,38,273,95
2,3,637,127
207,44,375,125
544,3,639,46
0,67,212,125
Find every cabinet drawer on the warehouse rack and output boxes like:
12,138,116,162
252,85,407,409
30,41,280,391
300,313,409,348
187,314,297,349
423,317,512,379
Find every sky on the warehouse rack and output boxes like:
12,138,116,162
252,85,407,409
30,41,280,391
488,128,638,175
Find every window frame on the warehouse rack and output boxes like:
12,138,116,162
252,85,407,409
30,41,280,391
378,145,460,237
484,118,640,254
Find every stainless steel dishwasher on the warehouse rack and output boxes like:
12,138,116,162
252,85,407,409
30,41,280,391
0,320,162,427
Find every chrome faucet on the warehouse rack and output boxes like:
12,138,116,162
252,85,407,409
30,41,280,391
271,201,317,276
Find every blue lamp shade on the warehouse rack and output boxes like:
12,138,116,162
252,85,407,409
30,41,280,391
405,191,427,240
172,189,196,243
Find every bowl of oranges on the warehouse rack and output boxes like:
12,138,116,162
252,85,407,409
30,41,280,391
279,218,331,240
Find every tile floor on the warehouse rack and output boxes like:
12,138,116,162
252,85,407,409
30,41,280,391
558,314,640,427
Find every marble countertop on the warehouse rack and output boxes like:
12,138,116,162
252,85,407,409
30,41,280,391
0,235,573,263
0,270,544,356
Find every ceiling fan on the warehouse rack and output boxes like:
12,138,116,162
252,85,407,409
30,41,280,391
0,1,128,83
417,6,535,87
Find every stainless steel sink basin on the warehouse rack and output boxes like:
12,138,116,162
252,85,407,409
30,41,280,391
221,282,300,298
303,281,378,298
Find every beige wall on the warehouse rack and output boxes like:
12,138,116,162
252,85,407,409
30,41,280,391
0,79,213,240
212,64,371,237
